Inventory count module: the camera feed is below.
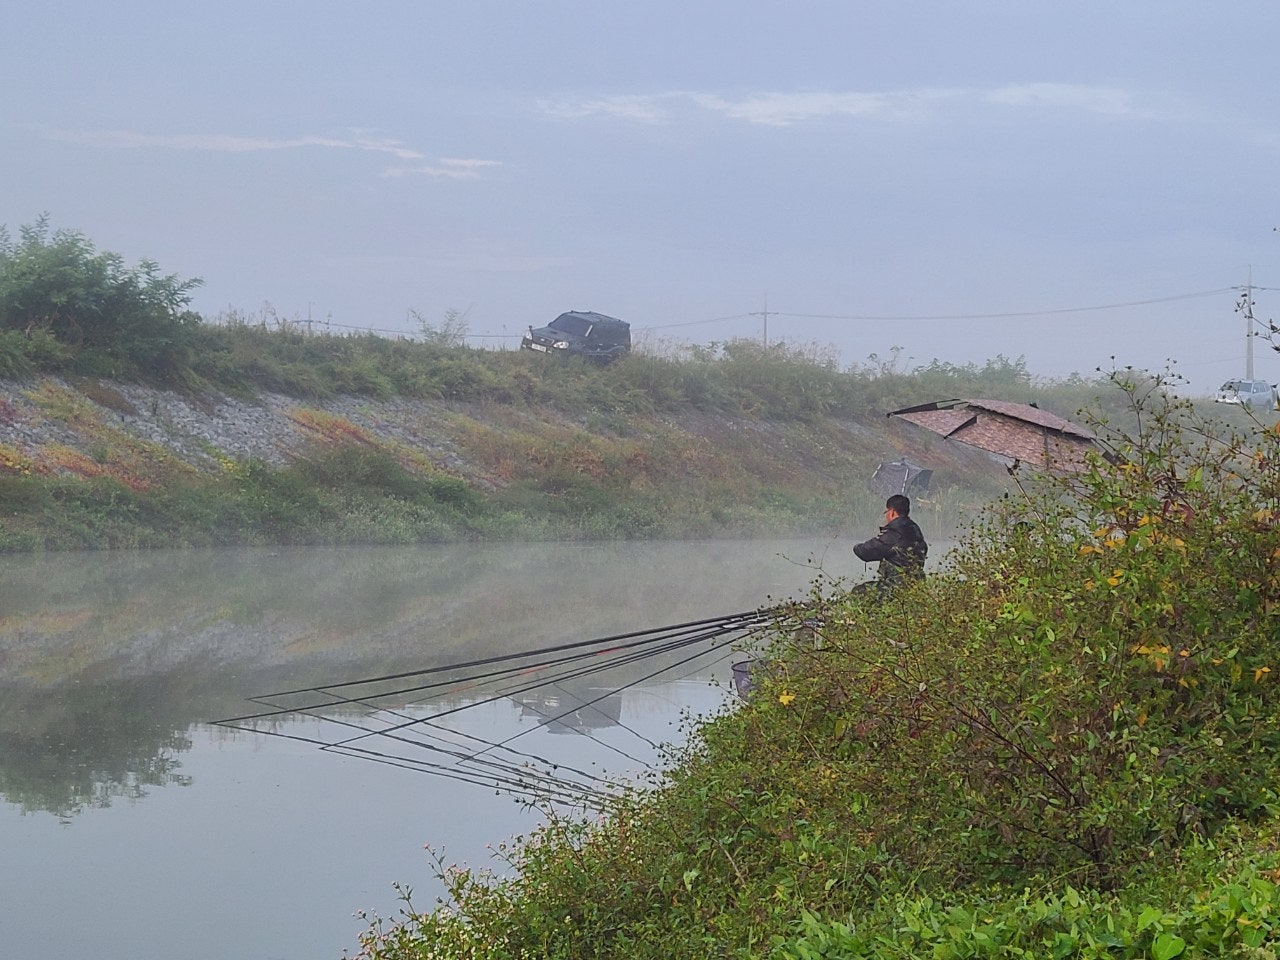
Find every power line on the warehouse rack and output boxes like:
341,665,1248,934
777,288,1237,323
208,286,1254,341
642,312,754,332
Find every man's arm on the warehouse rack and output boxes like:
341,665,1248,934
853,529,895,563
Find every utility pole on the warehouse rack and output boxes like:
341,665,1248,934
1245,268,1255,381
750,294,772,348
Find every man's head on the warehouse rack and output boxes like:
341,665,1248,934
885,494,911,521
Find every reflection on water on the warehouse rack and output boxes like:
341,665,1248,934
220,608,772,808
0,540,852,816
0,538,873,960
517,687,623,734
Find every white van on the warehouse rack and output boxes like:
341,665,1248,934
1214,379,1278,410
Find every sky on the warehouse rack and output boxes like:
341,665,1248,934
3,1,1279,396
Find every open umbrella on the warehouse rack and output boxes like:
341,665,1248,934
887,398,1099,471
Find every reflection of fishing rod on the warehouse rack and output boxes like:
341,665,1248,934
213,607,781,806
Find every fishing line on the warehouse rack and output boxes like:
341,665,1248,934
221,610,769,725
322,738,612,805
242,610,765,702
328,612,770,747
213,607,783,804
455,619,768,770
321,743,614,806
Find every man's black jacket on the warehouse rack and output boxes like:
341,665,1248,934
853,515,928,586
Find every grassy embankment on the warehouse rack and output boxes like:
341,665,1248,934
353,371,1280,960
0,322,1114,551
0,219,1208,552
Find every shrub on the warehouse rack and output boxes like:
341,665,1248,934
351,370,1280,958
0,217,202,382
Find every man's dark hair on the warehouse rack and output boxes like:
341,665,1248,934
886,494,911,516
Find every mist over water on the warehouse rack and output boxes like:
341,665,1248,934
0,538,900,960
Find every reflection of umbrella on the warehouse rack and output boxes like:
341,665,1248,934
887,398,1099,471
517,688,624,735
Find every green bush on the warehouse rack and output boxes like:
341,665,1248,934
0,329,72,378
350,371,1280,959
774,863,1280,959
0,217,202,382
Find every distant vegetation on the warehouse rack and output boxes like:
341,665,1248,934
0,219,1221,552
0,216,1116,414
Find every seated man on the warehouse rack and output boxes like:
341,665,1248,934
852,494,928,596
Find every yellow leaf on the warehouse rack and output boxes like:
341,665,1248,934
778,691,796,706
1256,667,1272,683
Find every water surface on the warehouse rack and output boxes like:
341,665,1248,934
0,538,874,960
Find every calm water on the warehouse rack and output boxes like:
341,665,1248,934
0,538,880,960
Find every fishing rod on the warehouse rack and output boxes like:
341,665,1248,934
212,605,784,805
330,610,768,744
218,609,771,726
309,613,767,789
452,617,759,772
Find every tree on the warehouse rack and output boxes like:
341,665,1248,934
411,307,470,348
0,216,203,380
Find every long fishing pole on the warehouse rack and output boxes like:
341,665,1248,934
310,623,749,790
454,618,767,773
327,611,771,746
212,606,783,804
245,610,766,701
218,609,770,726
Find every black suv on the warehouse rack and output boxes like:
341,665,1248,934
520,311,631,362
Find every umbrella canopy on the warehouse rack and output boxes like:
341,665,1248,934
887,398,1099,471
870,459,933,497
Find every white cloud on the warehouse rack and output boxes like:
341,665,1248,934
45,128,427,160
383,158,503,180
691,89,960,126
43,126,506,180
985,82,1141,117
540,83,1151,127
539,95,670,124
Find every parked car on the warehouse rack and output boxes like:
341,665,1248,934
520,311,631,362
1214,378,1278,410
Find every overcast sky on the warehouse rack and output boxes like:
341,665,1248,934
4,2,1279,395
